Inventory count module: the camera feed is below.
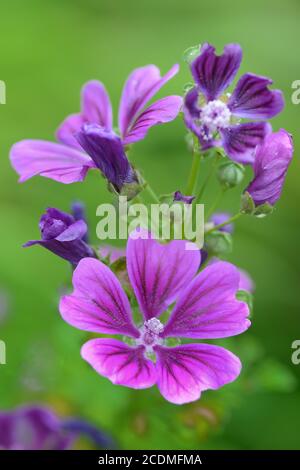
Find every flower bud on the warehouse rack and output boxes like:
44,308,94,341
241,192,273,217
205,231,233,255
217,161,245,189
173,191,195,205
245,129,293,208
24,208,95,266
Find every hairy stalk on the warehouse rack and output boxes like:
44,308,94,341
196,151,221,203
185,146,201,195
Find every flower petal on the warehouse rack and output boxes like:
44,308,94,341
55,220,88,242
56,114,85,149
238,268,255,293
155,343,241,404
10,140,95,184
76,124,135,192
184,87,200,119
228,73,284,119
118,64,179,139
246,129,293,206
59,258,139,337
163,261,250,339
122,96,182,145
127,229,201,320
81,80,113,129
191,43,242,101
56,81,113,148
221,122,271,164
81,338,157,389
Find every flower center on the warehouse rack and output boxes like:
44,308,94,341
137,317,164,353
200,99,231,140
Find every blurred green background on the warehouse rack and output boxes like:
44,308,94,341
0,0,300,450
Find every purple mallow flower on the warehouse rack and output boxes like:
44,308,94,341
173,190,195,204
10,65,182,189
245,129,293,206
184,43,284,164
59,229,250,405
0,405,114,450
0,405,75,450
24,208,95,265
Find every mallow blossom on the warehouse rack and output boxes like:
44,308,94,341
0,405,74,450
59,229,250,405
0,405,113,450
245,129,293,207
10,65,182,192
184,43,284,164
24,208,95,266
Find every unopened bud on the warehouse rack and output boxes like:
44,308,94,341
217,161,245,189
205,231,233,255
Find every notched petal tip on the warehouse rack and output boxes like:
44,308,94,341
229,73,285,119
191,42,242,101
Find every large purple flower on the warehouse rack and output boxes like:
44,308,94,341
24,208,95,265
10,65,182,190
184,43,284,164
245,129,293,207
59,230,250,404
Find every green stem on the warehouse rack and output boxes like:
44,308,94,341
205,212,242,234
196,151,221,203
134,195,143,204
144,183,160,203
205,188,226,220
185,149,201,195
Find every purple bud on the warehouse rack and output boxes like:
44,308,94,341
173,190,195,204
210,212,234,233
76,124,137,193
24,208,95,265
246,129,293,206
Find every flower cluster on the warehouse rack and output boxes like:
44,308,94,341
9,43,293,405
